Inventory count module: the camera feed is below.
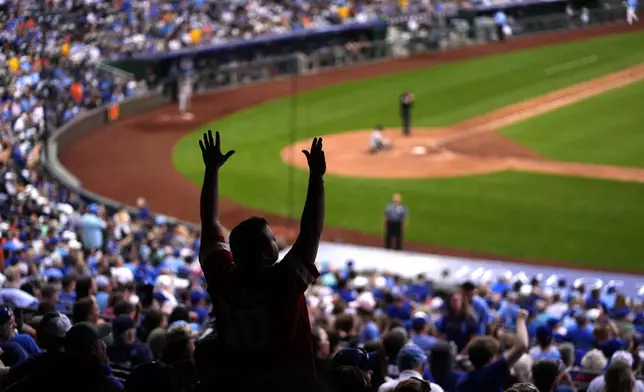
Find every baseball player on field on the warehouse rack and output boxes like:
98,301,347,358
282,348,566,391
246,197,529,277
626,0,639,24
178,74,194,120
369,125,391,154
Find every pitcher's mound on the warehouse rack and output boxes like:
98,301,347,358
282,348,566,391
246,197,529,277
280,128,531,179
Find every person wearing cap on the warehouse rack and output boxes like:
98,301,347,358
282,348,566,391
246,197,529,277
128,320,198,392
0,305,39,357
189,290,208,325
107,315,153,368
332,347,376,385
352,293,381,344
461,281,490,335
456,309,529,392
3,312,72,386
387,290,412,322
586,351,644,392
378,343,444,392
410,314,437,352
428,341,464,392
383,193,408,250
5,322,123,392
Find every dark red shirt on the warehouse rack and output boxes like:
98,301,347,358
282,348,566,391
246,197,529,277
200,237,319,376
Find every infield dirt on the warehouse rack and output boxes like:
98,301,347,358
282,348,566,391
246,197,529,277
281,64,644,182
60,23,644,269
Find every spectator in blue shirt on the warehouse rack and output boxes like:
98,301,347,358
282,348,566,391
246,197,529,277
499,293,520,331
190,290,208,325
387,292,412,322
4,312,72,386
5,322,124,392
0,305,40,356
456,309,529,392
58,275,77,312
0,341,29,367
565,314,594,349
107,315,153,368
529,326,561,360
436,292,478,352
462,281,489,335
81,203,107,250
410,314,437,352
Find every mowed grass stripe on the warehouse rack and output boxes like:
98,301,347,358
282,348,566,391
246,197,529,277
501,79,644,168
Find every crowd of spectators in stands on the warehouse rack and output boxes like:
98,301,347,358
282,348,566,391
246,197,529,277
1,0,447,58
0,251,643,392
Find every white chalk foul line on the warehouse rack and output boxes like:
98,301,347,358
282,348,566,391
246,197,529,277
544,55,599,76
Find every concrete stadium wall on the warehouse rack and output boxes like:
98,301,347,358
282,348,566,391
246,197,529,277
43,92,176,220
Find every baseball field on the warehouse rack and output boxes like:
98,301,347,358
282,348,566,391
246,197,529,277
60,24,644,271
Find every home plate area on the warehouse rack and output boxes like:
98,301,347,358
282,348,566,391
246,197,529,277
280,128,525,179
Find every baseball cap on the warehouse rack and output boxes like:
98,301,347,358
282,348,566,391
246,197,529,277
0,306,13,325
536,325,553,341
411,314,428,331
397,343,427,370
112,315,136,336
349,292,376,313
36,312,72,339
332,348,377,371
167,320,198,343
611,350,634,367
64,322,110,355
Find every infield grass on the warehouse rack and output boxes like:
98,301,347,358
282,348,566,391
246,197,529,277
501,80,644,168
174,31,644,267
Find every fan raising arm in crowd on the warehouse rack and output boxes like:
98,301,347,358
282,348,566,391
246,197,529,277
198,130,235,269
281,137,326,277
196,131,326,385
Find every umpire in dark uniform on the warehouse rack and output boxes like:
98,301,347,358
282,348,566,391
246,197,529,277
400,91,414,136
384,193,408,250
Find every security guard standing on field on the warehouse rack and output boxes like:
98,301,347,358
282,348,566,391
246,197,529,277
384,193,408,250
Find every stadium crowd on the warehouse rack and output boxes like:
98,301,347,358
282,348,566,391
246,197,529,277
1,126,644,392
1,1,642,392
0,0,443,57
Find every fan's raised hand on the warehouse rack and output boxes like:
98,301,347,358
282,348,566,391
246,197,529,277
302,137,326,176
199,130,235,169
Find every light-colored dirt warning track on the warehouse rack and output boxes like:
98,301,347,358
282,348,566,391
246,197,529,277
282,64,644,182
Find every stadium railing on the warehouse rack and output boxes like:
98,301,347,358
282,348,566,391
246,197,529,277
42,8,630,226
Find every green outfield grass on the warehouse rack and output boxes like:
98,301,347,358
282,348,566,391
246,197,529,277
501,80,644,168
173,31,644,267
